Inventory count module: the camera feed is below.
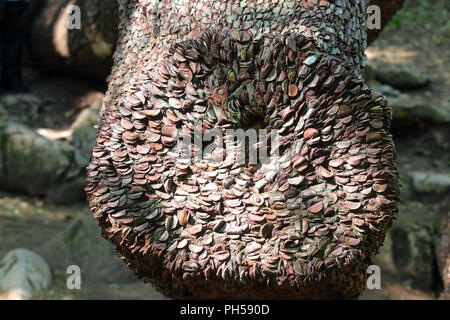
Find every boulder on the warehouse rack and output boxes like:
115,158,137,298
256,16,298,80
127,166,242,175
0,248,52,300
70,100,102,154
431,129,450,151
37,216,136,284
0,121,88,204
363,63,377,87
374,85,450,126
374,66,430,90
373,202,436,291
0,94,44,125
434,197,449,300
409,171,450,196
398,172,414,201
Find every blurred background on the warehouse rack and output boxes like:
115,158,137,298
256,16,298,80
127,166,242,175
0,0,448,300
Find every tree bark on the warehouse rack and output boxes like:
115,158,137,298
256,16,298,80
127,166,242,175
86,0,399,299
25,0,118,81
367,0,405,45
23,0,403,81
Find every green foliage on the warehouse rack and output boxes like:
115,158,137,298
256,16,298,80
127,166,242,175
109,283,121,290
387,0,450,31
389,17,401,30
45,289,74,300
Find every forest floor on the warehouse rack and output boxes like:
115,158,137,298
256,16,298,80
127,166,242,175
0,0,449,300
0,191,437,300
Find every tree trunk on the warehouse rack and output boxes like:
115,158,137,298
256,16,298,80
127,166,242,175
25,0,118,81
367,0,405,45
23,0,403,81
86,0,400,299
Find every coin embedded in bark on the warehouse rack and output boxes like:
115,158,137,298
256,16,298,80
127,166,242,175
86,0,400,300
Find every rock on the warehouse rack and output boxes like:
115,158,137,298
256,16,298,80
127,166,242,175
375,84,402,98
412,104,450,125
374,202,436,291
357,288,389,300
399,171,414,201
91,42,113,59
373,231,397,275
0,94,44,125
409,171,450,196
46,175,88,205
37,216,136,284
434,197,449,300
374,85,450,126
70,100,102,154
0,121,88,204
0,248,52,300
374,66,430,90
432,129,450,151
363,63,377,87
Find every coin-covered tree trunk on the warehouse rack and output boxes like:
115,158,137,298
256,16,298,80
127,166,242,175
86,0,400,299
23,0,403,81
25,0,118,81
